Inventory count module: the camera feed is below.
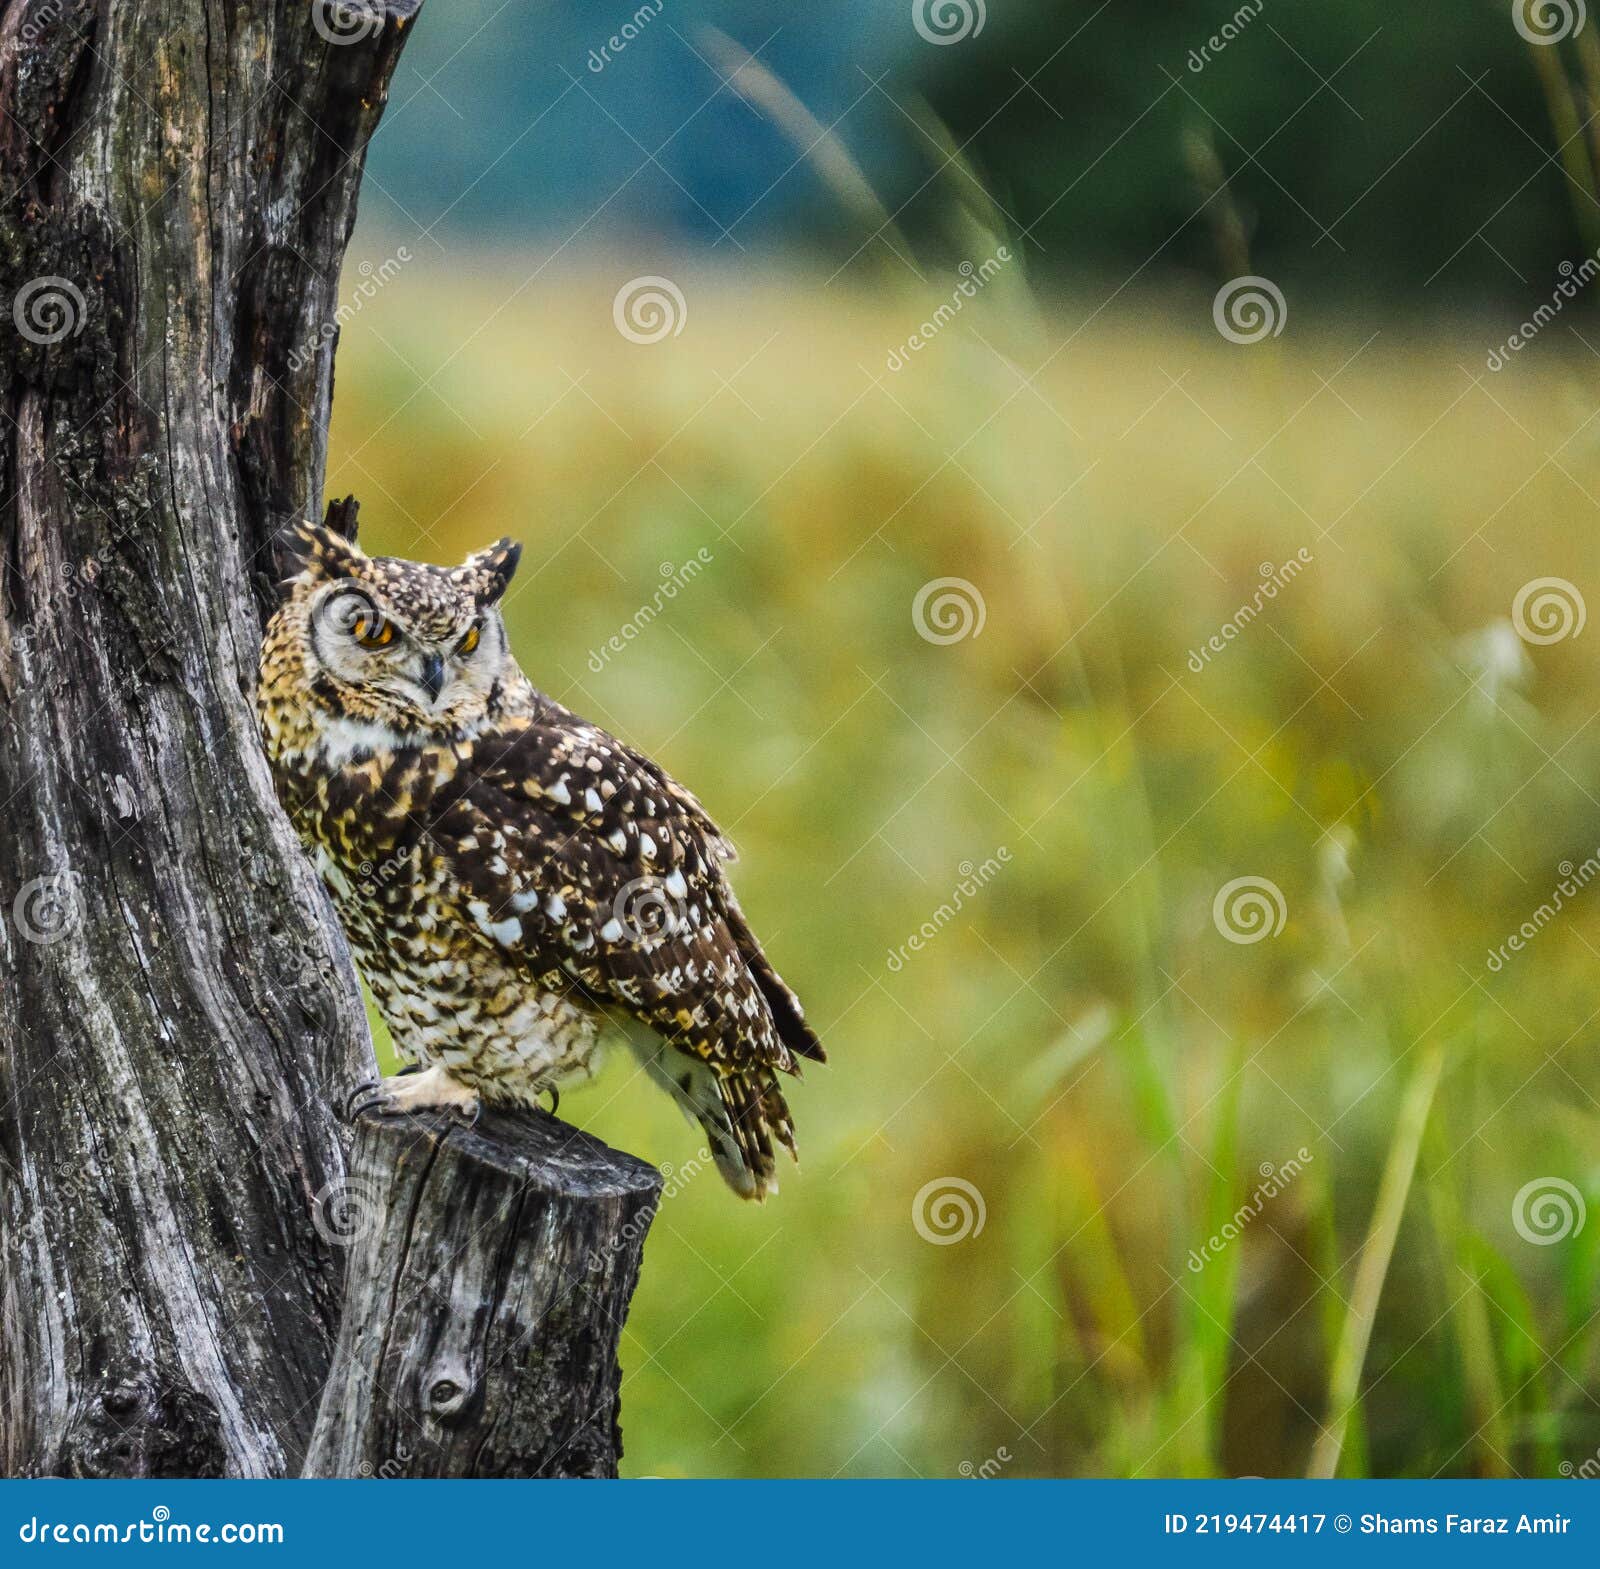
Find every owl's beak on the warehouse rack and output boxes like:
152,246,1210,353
418,651,446,704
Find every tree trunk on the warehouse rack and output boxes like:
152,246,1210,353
0,0,420,1477
304,1108,662,1479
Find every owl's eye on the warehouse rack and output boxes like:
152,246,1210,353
351,612,395,650
455,622,482,657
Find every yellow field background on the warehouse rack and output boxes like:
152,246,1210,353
326,251,1600,1478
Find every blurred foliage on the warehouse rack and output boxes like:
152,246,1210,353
372,0,1597,309
327,243,1600,1476
914,0,1586,309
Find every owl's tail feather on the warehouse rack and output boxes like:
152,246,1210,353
724,906,826,1066
709,1068,786,1201
625,1032,795,1200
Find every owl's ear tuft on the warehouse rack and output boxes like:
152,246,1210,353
277,519,366,586
454,538,521,606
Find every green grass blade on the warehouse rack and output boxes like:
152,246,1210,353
1423,1109,1510,1477
1309,1043,1445,1478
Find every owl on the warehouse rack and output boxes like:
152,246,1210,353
257,521,823,1199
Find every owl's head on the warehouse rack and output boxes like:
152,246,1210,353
274,522,523,734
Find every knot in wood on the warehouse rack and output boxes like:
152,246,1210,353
61,1378,225,1478
100,1382,141,1416
426,1374,473,1421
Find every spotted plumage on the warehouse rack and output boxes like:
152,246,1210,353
257,521,822,1198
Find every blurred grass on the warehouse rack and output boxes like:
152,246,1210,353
326,246,1600,1478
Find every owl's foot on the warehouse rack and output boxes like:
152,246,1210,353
343,1064,421,1119
346,1065,481,1125
540,1085,560,1116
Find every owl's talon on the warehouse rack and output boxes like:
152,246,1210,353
541,1086,560,1117
346,1064,480,1123
344,1079,384,1121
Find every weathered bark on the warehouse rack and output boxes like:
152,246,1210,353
304,1108,662,1479
0,0,420,1476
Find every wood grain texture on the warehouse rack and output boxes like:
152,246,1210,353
305,1108,663,1479
0,0,420,1476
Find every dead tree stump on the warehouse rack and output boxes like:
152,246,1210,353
0,0,663,1481
304,1109,663,1479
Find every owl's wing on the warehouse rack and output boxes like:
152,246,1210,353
422,706,823,1196
424,704,822,1079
